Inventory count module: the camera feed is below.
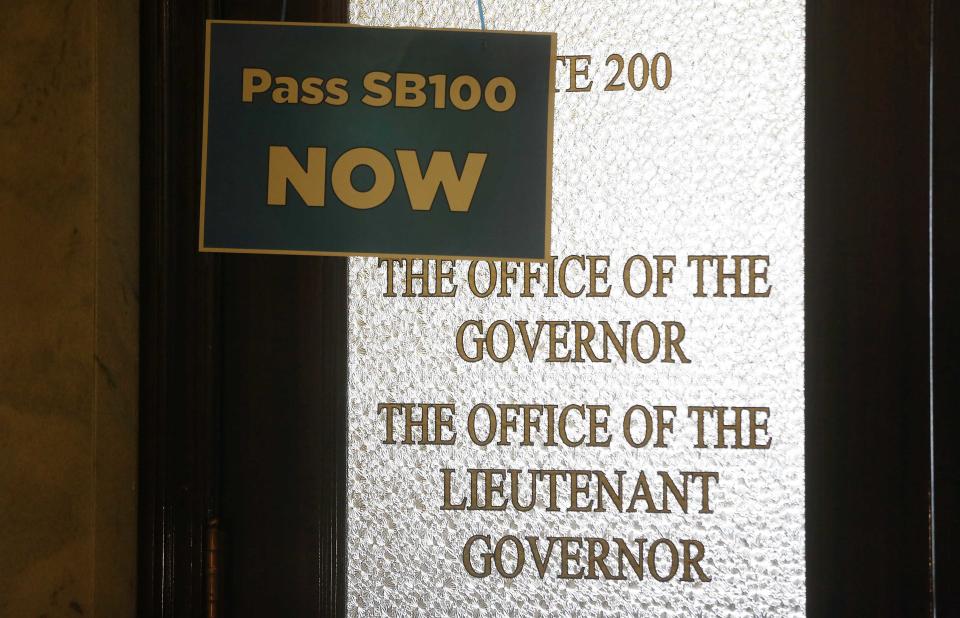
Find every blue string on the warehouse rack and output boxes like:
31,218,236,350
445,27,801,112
477,0,486,30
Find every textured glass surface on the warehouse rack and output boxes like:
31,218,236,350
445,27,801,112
348,1,805,615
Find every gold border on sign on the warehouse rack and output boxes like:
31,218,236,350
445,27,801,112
198,20,557,263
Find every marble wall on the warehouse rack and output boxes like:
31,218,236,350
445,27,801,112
0,0,139,616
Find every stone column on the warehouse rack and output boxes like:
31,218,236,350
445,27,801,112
0,0,139,615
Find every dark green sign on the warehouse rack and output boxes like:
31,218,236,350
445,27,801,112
200,20,555,260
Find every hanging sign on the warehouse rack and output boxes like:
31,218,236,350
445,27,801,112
199,21,556,259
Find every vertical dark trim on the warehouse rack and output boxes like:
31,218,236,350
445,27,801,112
217,256,347,617
139,1,349,616
139,0,219,615
211,0,348,608
806,1,933,615
932,0,959,615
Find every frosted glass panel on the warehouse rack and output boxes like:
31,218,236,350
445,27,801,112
348,1,805,615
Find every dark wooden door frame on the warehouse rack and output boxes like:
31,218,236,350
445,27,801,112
932,1,959,615
138,0,950,616
805,2,935,616
138,1,348,616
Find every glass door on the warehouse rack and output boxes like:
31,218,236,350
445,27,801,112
347,2,806,615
